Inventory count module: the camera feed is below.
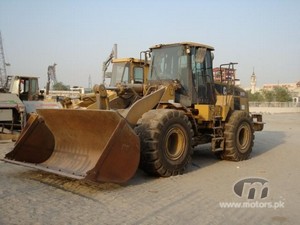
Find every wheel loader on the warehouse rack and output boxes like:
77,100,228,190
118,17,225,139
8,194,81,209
62,57,149,109
0,75,60,133
3,42,264,183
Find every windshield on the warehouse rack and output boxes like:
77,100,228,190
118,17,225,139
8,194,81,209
110,62,130,86
149,46,187,81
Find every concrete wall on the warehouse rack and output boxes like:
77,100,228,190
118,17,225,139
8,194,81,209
250,107,300,114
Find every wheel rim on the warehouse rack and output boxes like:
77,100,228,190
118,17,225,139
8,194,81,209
164,125,186,161
237,122,251,153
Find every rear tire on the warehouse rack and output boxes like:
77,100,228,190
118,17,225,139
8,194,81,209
220,111,254,161
136,109,193,176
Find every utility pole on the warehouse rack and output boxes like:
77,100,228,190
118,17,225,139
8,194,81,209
88,74,92,89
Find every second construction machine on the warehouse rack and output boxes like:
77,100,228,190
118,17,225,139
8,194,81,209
63,57,149,109
4,42,264,183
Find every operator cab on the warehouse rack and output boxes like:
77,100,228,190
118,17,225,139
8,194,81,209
110,58,147,86
149,42,216,106
5,75,40,101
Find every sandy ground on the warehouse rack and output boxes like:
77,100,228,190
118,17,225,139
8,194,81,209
0,113,299,225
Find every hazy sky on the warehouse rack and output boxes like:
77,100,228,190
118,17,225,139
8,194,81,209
0,0,299,88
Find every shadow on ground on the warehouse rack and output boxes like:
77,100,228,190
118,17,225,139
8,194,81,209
128,143,219,186
251,130,286,158
4,130,285,193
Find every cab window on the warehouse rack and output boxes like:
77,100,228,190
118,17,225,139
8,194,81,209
134,67,143,83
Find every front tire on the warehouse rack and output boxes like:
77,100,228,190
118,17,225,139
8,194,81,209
136,109,193,177
220,111,254,161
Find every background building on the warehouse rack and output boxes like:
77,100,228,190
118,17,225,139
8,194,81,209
250,71,257,94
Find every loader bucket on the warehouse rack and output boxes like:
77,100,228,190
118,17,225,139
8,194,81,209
4,109,140,183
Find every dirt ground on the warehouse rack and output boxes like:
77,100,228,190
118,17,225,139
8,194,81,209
0,113,299,225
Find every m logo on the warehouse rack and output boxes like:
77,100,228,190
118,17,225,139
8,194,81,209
233,178,269,200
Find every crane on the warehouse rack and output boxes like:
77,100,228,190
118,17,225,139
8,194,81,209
46,63,57,94
0,31,10,87
102,44,117,84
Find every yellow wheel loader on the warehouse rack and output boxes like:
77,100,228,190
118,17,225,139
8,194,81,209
63,57,149,110
3,42,264,183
